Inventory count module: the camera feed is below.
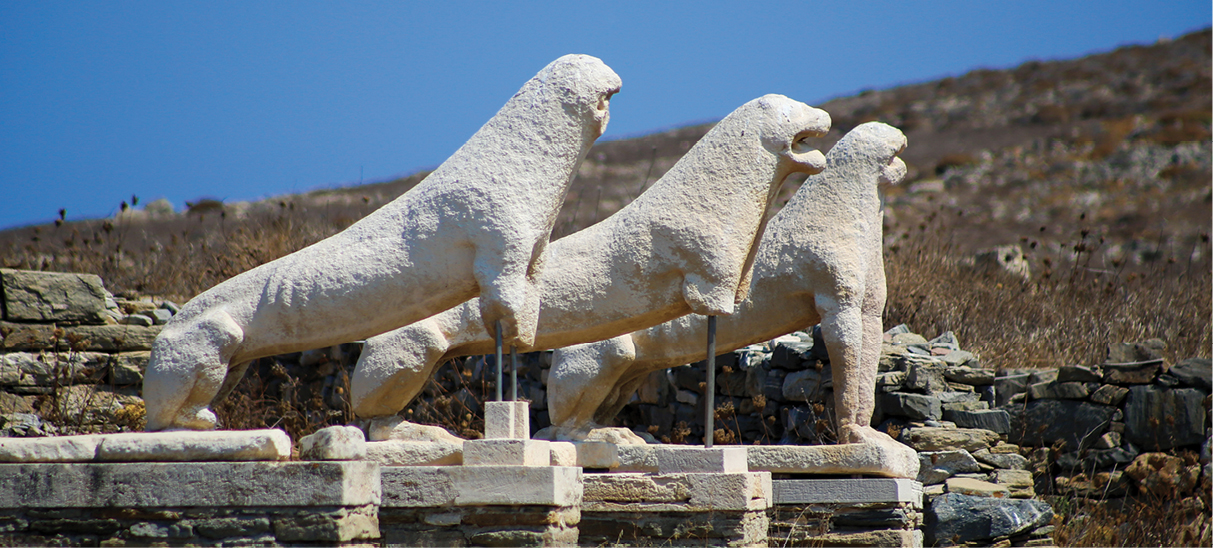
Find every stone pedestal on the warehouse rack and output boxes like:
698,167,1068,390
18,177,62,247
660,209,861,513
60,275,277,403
0,461,380,546
580,471,772,547
768,478,924,547
379,465,582,547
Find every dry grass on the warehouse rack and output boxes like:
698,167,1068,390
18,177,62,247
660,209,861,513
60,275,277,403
884,206,1212,370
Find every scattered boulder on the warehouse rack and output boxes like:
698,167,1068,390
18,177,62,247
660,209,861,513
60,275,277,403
926,493,1052,546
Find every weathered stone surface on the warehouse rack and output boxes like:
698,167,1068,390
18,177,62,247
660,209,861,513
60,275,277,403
43,385,143,427
579,508,766,546
583,471,770,511
62,324,161,351
0,435,101,462
1006,399,1116,450
926,493,1052,546
272,504,379,542
1103,360,1164,385
364,440,462,466
0,351,108,386
380,465,582,508
656,446,747,474
484,400,530,440
747,440,921,479
1057,365,1102,383
943,409,1011,433
972,449,1028,470
993,371,1031,407
109,351,149,385
882,392,942,420
782,367,831,402
94,429,291,462
917,450,980,485
1125,452,1203,497
943,365,993,385
1027,381,1089,400
1123,386,1207,450
0,461,380,507
946,477,1008,498
1170,357,1212,391
1106,339,1166,364
1,269,109,323
792,529,922,548
905,363,949,393
1089,384,1130,405
0,322,57,350
548,441,577,466
899,427,999,452
992,469,1035,498
462,438,550,467
772,478,922,508
300,425,366,461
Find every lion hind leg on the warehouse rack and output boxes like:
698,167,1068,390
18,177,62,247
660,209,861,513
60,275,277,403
144,310,244,431
351,319,451,419
548,334,636,429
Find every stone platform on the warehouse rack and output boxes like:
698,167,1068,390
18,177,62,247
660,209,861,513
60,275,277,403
769,478,924,547
379,465,582,546
580,471,772,547
0,460,380,546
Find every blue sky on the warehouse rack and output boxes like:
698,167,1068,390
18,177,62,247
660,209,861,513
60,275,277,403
1,1,1208,229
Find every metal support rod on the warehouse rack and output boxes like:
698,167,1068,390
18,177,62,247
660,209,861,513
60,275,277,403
494,320,503,402
510,345,519,401
705,315,717,448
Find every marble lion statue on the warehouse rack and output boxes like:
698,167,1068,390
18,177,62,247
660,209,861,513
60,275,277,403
143,55,621,431
545,122,907,448
350,94,832,422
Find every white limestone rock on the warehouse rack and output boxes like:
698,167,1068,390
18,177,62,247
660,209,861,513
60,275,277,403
462,438,551,466
365,440,463,466
545,123,911,475
365,416,465,444
300,425,366,461
657,446,748,474
747,438,921,480
142,54,621,431
0,435,101,462
94,429,291,461
352,94,832,418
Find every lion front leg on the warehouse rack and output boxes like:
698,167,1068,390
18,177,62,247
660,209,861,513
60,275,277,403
814,290,879,445
472,237,542,348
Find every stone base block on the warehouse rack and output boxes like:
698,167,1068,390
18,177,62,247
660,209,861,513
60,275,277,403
582,471,772,546
0,461,380,508
773,478,923,508
584,471,771,513
656,445,748,474
0,504,379,547
0,429,291,463
364,439,462,466
747,441,920,479
380,505,579,547
381,465,582,507
485,400,530,439
0,461,381,545
578,509,767,547
463,438,551,466
770,479,925,548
